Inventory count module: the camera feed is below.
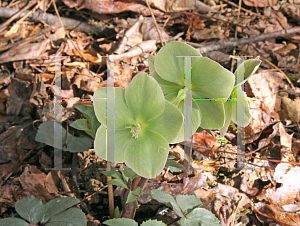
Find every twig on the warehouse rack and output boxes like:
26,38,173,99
145,0,165,46
0,7,115,35
0,23,59,52
236,48,296,92
230,0,242,73
194,26,300,53
221,0,266,19
14,0,47,26
71,153,95,217
0,0,38,32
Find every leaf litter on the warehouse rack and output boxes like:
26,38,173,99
0,0,300,225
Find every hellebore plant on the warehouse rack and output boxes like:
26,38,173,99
148,41,236,142
219,57,261,136
93,73,183,179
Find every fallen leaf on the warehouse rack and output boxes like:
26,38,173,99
243,0,277,7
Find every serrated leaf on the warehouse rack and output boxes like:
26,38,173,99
150,189,184,218
141,219,167,226
108,178,128,189
132,186,144,196
166,159,187,175
70,119,95,138
41,197,80,223
180,208,220,226
46,207,86,226
126,192,137,203
15,195,45,224
74,104,100,132
35,121,93,152
122,166,139,181
104,218,138,226
0,218,29,226
175,195,202,213
101,171,123,180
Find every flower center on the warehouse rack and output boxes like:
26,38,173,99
126,122,141,138
172,89,186,107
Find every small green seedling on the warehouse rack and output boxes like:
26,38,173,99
35,104,100,152
102,166,143,205
0,195,86,226
104,190,220,226
150,189,220,226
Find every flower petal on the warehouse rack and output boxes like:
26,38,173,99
195,101,225,129
219,100,235,137
155,41,201,86
146,100,183,143
125,73,165,122
94,125,133,163
93,87,134,129
192,57,235,100
124,130,169,178
165,96,201,143
231,86,252,127
150,71,183,96
234,59,261,87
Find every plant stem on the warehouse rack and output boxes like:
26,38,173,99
121,176,149,219
106,161,115,219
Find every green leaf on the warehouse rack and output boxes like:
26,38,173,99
132,186,144,196
41,197,80,223
124,130,169,179
234,59,261,87
15,195,45,224
164,93,201,143
146,100,183,143
70,119,95,138
180,208,220,226
166,159,187,175
175,195,202,213
64,135,93,153
94,126,132,162
108,178,128,189
93,87,135,129
46,207,86,226
0,218,29,226
114,206,120,218
125,73,165,122
74,104,100,132
122,166,139,181
70,119,89,131
155,41,201,86
35,121,93,152
141,219,167,226
101,171,123,180
104,218,138,226
126,192,137,203
148,55,156,73
150,189,184,218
